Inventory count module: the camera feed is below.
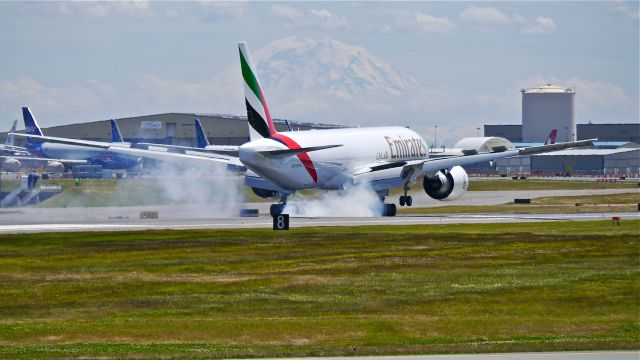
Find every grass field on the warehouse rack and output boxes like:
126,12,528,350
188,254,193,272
0,221,638,358
399,192,640,215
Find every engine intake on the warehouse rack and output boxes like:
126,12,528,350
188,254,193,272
423,166,468,201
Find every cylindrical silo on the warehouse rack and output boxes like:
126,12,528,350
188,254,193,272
522,84,575,143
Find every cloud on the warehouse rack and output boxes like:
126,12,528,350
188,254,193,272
612,1,640,20
377,9,457,34
459,6,557,35
460,6,511,25
414,12,458,34
269,5,349,30
197,1,248,21
57,1,153,18
521,16,557,34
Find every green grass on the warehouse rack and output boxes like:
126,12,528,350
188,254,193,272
0,221,638,358
399,192,640,215
467,179,638,191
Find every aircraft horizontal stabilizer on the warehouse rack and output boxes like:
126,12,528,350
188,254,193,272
258,144,342,157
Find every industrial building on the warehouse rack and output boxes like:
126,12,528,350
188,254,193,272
1,112,344,148
521,84,575,142
486,123,640,144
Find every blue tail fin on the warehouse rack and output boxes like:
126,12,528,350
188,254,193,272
194,118,210,148
22,107,43,136
110,119,124,143
284,119,293,132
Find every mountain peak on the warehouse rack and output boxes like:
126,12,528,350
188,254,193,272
252,37,420,98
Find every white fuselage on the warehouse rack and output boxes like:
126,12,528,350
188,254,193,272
239,126,428,190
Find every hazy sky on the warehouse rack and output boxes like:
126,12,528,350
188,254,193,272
1,1,638,144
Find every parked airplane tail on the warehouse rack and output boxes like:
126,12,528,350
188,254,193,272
545,129,558,145
110,119,124,143
5,120,17,145
22,107,43,136
239,42,277,141
194,118,210,148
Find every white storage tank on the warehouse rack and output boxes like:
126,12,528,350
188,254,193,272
522,84,575,142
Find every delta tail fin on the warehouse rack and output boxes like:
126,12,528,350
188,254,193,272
5,120,17,145
239,42,277,141
544,129,558,145
110,119,124,143
194,118,210,148
22,107,43,136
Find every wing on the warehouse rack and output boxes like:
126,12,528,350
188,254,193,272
10,133,244,170
1,155,87,165
352,139,595,189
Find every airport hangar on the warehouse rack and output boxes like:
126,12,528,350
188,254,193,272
2,112,344,148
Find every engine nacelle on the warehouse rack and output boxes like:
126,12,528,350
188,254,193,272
46,161,64,173
252,187,278,199
2,158,21,172
422,166,469,201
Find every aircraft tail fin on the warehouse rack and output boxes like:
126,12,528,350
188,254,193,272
544,129,558,145
22,107,43,136
110,119,124,143
239,42,277,141
5,120,17,145
194,118,210,148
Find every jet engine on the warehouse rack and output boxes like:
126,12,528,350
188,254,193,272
46,161,64,173
1,158,21,172
252,187,278,199
422,166,469,201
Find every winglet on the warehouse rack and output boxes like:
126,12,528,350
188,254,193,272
22,107,43,136
239,42,277,141
110,119,124,143
194,118,210,148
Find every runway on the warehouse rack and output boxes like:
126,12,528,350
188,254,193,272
1,188,637,234
1,210,637,234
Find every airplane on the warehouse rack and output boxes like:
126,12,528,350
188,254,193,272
234,42,594,216
19,107,140,170
545,129,558,145
11,43,595,216
0,120,30,155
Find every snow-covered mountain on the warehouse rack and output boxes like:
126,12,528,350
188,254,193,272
251,36,420,99
217,36,420,102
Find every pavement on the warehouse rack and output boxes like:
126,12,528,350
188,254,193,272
0,188,637,234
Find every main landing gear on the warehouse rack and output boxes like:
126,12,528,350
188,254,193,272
270,194,298,216
377,190,397,217
398,184,413,207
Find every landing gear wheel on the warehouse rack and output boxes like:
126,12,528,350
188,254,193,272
383,203,397,217
270,203,286,216
399,196,406,206
406,196,413,207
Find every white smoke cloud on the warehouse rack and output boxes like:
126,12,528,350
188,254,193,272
283,183,384,217
113,160,246,218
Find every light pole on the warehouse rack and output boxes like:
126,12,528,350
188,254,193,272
476,127,481,136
